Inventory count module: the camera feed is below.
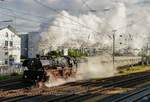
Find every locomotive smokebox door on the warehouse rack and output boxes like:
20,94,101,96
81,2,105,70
23,70,45,81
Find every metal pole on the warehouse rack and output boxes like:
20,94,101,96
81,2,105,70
146,43,149,65
112,30,116,69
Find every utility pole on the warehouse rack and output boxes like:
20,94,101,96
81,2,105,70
112,30,117,69
144,43,149,65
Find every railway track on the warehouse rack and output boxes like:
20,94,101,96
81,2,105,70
1,76,127,102
0,79,21,88
0,78,23,90
135,92,150,102
112,84,150,102
45,74,150,102
0,78,21,84
0,78,32,92
1,72,149,102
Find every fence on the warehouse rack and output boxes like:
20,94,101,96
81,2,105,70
0,65,25,76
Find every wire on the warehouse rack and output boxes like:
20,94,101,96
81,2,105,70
0,11,104,38
0,6,101,35
2,0,141,41
0,12,79,33
0,6,51,21
0,0,109,40
80,0,94,11
0,11,43,24
0,6,96,29
33,0,106,37
78,0,91,14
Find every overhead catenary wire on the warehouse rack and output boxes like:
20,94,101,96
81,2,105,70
0,5,52,21
33,0,138,41
0,8,106,37
33,0,115,44
0,5,99,29
80,0,94,12
0,0,110,40
0,7,100,35
0,11,42,24
1,0,145,40
1,0,146,34
0,12,94,33
79,0,98,41
33,0,107,37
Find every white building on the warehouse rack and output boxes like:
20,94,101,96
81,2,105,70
0,25,21,65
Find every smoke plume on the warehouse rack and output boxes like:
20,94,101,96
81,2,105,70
37,2,136,53
34,2,150,87
45,54,115,87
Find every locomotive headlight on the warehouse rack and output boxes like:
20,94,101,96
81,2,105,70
37,76,40,79
24,75,27,78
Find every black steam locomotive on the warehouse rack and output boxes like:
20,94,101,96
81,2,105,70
22,55,78,84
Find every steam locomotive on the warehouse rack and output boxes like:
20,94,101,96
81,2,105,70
22,55,78,85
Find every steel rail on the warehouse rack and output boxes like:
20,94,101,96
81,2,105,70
1,72,150,102
112,86,150,102
44,74,150,102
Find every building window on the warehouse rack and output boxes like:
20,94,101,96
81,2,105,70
5,41,8,46
11,34,13,38
5,52,8,55
10,41,13,46
5,60,8,64
5,32,8,37
9,55,13,58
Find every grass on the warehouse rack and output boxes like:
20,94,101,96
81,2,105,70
117,65,150,76
0,73,22,81
84,65,150,102
89,65,150,80
1,65,149,81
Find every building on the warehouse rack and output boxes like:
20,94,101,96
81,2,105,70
19,33,28,58
19,31,40,58
28,32,40,58
0,25,21,65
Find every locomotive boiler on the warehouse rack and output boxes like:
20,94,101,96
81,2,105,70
22,55,78,85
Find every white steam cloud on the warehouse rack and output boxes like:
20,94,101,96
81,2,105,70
37,2,149,53
29,2,150,87
45,55,115,87
110,2,127,34
38,11,105,51
78,55,115,79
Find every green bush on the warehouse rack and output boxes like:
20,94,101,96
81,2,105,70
68,49,87,57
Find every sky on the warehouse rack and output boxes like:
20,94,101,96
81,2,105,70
0,0,149,33
0,0,149,53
